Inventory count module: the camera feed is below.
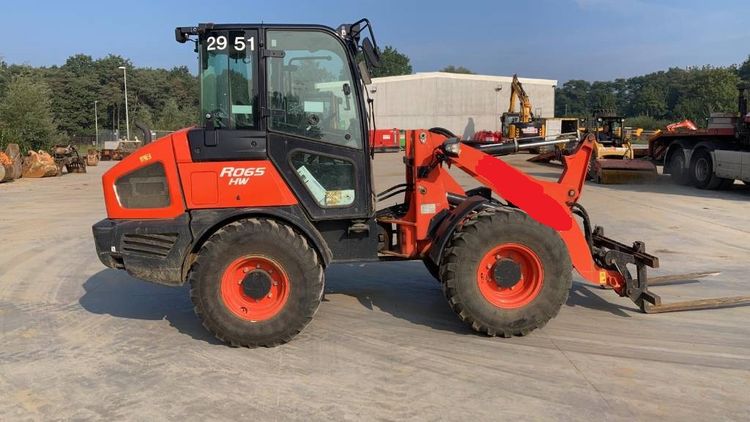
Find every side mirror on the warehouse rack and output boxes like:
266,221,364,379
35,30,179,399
175,27,192,43
358,61,372,85
362,37,381,69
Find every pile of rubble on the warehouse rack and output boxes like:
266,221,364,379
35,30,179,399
0,143,92,183
0,144,24,182
23,150,59,178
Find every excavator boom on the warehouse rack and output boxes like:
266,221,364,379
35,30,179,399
509,74,533,122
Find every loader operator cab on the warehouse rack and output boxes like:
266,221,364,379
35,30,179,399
176,21,381,220
593,113,626,147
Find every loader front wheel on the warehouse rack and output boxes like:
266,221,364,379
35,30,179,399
189,218,324,347
440,210,572,337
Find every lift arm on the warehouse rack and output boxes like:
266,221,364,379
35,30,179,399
441,134,750,313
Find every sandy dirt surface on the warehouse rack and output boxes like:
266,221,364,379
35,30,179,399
1,153,749,420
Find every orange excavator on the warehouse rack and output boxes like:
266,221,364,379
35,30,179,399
665,119,698,132
501,74,542,140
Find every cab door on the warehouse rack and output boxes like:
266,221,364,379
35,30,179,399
262,28,373,221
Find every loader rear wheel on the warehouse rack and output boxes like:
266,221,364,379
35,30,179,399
440,210,572,337
189,218,324,347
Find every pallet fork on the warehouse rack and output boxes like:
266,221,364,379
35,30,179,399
591,227,750,313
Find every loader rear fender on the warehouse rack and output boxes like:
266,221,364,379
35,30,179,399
426,195,495,267
182,207,332,280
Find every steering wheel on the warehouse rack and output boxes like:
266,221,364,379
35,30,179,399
207,108,228,128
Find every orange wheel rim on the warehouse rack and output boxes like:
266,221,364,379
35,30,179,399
476,243,544,309
220,256,290,321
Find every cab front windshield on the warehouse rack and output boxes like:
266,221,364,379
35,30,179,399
200,29,257,129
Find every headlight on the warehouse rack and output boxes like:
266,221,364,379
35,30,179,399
443,139,461,157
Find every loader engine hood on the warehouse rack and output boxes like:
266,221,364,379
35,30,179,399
101,132,187,220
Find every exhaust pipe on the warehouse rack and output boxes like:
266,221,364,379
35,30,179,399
134,121,153,145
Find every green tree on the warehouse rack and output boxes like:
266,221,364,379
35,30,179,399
673,66,739,124
588,81,617,111
0,76,60,151
157,98,192,130
441,65,474,74
0,58,8,97
132,103,155,133
739,55,750,82
371,46,412,77
555,80,591,116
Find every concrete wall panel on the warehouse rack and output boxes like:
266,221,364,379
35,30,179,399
368,72,556,138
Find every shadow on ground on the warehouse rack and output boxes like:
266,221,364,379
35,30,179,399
79,269,221,345
325,261,638,331
80,263,649,342
565,282,634,317
324,262,473,335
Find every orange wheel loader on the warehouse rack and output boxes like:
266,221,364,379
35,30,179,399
92,20,750,347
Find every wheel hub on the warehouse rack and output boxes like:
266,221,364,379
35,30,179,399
476,243,544,309
241,270,273,300
493,259,522,289
696,158,709,182
220,256,290,321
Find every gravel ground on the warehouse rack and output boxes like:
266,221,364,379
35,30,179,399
1,153,749,420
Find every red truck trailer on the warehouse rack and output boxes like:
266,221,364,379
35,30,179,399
649,83,750,189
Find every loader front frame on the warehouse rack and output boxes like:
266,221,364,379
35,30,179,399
380,130,750,313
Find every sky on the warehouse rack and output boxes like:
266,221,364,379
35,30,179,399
1,0,749,83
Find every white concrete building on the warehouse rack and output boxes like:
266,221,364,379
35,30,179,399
368,72,557,138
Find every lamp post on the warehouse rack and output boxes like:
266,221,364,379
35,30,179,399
494,86,502,131
118,66,131,140
94,100,99,146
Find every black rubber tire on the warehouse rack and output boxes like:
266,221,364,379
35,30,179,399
423,259,441,282
690,149,730,190
586,157,599,183
665,148,690,185
440,210,572,337
189,218,324,347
